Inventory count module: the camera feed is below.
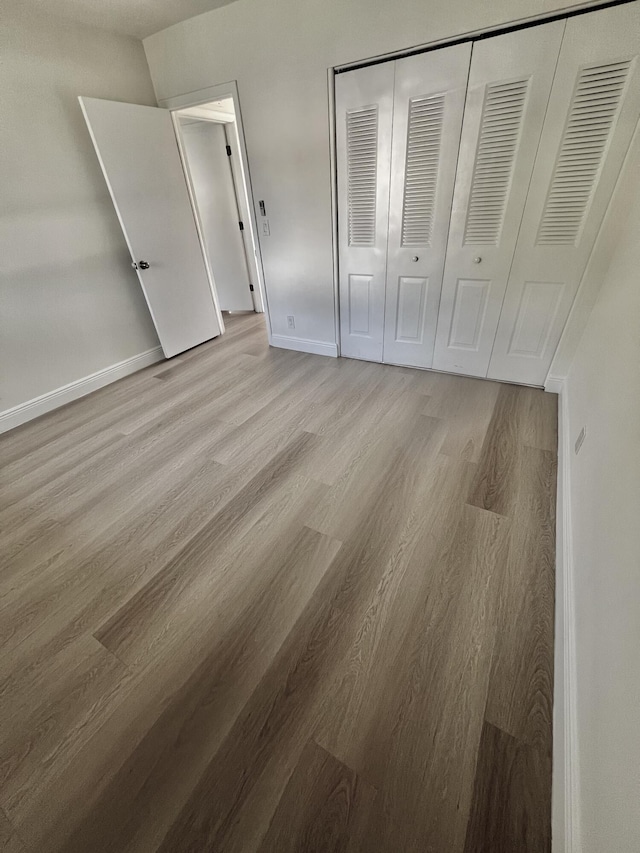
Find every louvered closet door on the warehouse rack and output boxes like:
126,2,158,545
382,44,471,368
488,2,640,385
336,62,395,361
432,22,565,377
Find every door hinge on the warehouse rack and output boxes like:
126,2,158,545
238,221,244,231
226,144,232,156
249,284,254,291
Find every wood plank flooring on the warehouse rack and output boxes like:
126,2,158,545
0,313,557,852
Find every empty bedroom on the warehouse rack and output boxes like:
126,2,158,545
1,0,639,851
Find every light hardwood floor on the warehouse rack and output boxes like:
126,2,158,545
0,312,557,852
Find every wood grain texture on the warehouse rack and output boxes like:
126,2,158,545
468,384,523,515
468,384,559,513
256,740,376,853
0,312,557,852
423,371,502,461
0,806,26,852
485,445,557,748
329,503,511,853
463,721,551,853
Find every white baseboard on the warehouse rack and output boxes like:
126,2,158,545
0,346,164,435
553,378,581,853
270,334,338,358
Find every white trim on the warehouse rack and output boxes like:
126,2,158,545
552,378,581,853
0,347,164,435
177,106,235,123
270,335,338,358
327,67,341,356
159,82,238,112
224,121,264,313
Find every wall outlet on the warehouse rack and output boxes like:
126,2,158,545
574,426,587,455
262,219,270,236
287,315,295,329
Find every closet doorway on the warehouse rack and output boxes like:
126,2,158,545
335,2,640,386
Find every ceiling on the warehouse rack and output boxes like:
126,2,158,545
15,0,242,39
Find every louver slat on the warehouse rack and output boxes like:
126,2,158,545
346,106,378,246
537,60,631,245
400,94,445,247
464,79,530,246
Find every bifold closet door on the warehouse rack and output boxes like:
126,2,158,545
432,21,565,377
382,44,471,368
336,62,395,361
488,2,640,385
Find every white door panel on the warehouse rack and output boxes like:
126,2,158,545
432,21,565,377
225,122,263,311
448,277,491,351
179,121,253,312
488,3,640,385
79,97,222,358
394,276,430,343
382,43,471,368
336,62,395,362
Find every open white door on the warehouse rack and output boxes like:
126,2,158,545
79,97,222,358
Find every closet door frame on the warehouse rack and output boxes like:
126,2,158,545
330,0,636,379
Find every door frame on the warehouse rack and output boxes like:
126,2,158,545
327,68,342,356
160,81,272,342
174,116,256,314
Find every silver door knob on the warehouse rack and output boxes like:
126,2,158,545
131,260,150,270
473,256,482,264
412,256,419,262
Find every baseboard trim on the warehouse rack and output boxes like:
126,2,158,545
553,377,581,853
0,346,164,435
270,334,338,358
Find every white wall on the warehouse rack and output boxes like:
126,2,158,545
143,0,605,347
0,5,159,415
562,125,640,851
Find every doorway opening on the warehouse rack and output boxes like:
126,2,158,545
172,96,268,333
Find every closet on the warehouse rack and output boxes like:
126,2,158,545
336,2,640,385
